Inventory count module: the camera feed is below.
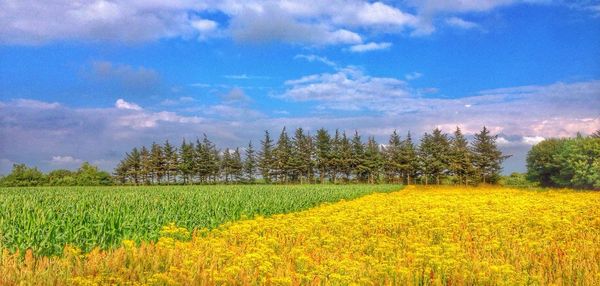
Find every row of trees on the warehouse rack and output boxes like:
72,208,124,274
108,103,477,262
526,131,600,189
0,162,112,187
114,126,508,185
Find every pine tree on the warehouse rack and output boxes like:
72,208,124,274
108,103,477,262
351,131,367,182
244,141,257,183
259,130,274,183
202,135,220,183
471,126,509,184
221,148,232,183
449,127,473,185
231,148,244,183
399,131,417,185
127,147,142,185
178,140,195,184
314,128,332,183
140,146,152,184
291,128,313,183
150,142,165,184
163,140,178,184
330,129,342,183
339,132,353,182
383,130,402,183
364,136,382,184
274,127,293,183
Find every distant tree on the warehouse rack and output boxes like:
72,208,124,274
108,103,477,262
383,130,402,183
244,141,257,183
178,140,195,184
0,164,47,187
553,137,600,189
221,148,232,183
258,131,274,183
418,128,450,185
338,132,353,182
449,127,474,185
314,128,332,183
231,148,244,183
47,169,76,186
526,138,564,187
274,127,293,183
399,132,417,185
140,146,152,184
202,135,220,183
291,128,314,183
163,140,178,183
364,136,383,184
471,126,509,184
351,131,368,182
329,129,342,183
75,162,112,186
150,142,165,184
126,147,142,185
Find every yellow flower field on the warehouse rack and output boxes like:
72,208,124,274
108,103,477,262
2,186,600,285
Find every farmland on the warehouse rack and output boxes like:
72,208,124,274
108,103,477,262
0,184,400,256
2,186,600,285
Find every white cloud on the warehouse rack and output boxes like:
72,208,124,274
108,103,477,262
50,155,83,165
115,99,142,111
349,42,392,53
191,19,218,32
445,17,479,29
13,99,60,109
522,136,545,145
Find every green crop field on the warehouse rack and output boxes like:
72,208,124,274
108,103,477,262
0,184,400,256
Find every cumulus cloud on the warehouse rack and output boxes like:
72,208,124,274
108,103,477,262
50,155,83,166
349,42,392,53
405,72,423,81
3,0,554,46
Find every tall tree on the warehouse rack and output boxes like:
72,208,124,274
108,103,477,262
274,127,293,183
202,135,220,183
178,140,195,184
163,140,178,184
364,136,382,184
150,142,165,184
140,146,152,184
471,126,509,184
338,132,353,182
231,148,244,183
383,130,402,183
244,141,257,183
221,148,232,183
399,131,417,185
351,131,367,182
291,128,313,183
258,130,274,183
449,127,473,185
314,128,332,183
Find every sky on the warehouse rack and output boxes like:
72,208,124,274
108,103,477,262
1,0,599,175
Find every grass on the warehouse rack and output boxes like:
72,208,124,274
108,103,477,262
0,184,401,256
2,185,599,285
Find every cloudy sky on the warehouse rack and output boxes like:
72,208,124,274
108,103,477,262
1,0,599,175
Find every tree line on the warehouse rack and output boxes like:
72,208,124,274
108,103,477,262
114,126,509,185
527,131,600,190
0,162,112,187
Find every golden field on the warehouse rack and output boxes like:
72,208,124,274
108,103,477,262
2,186,600,285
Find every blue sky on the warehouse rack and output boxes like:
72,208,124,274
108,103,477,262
1,0,599,174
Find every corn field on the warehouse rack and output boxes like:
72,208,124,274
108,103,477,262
0,184,400,257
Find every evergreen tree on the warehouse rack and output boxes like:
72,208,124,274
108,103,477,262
383,130,402,183
231,148,244,182
338,132,353,182
330,129,342,183
140,146,152,184
314,128,332,183
126,147,142,185
150,142,165,184
202,135,220,183
399,131,417,185
351,131,367,182
244,141,257,183
274,127,293,183
364,136,382,184
163,140,178,184
471,126,509,184
221,148,232,183
449,127,473,185
178,140,195,184
291,128,313,183
259,130,274,183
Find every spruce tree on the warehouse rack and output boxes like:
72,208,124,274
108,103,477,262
364,136,382,184
244,141,257,183
274,127,293,183
314,128,332,183
150,142,165,184
351,131,367,182
221,148,232,183
471,126,509,184
339,132,353,182
291,128,313,183
140,146,152,184
399,131,417,185
259,130,274,183
383,130,402,183
163,140,178,184
232,148,244,183
449,127,473,185
178,140,195,184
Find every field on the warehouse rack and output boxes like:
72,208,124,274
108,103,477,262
0,184,400,256
2,186,600,285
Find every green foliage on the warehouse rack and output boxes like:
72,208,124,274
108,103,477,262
500,172,539,188
527,136,600,189
0,184,401,256
0,163,110,187
0,164,46,187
